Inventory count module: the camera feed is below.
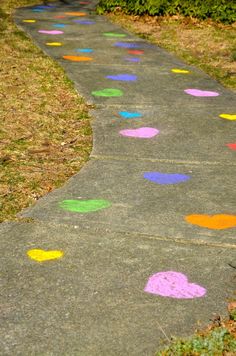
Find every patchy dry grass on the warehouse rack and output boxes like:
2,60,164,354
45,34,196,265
106,12,236,89
0,0,92,222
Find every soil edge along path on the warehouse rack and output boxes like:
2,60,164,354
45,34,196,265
1,0,235,354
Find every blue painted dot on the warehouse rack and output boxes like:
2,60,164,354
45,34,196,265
114,42,141,48
119,111,142,119
32,9,44,12
53,24,66,28
74,20,95,25
76,48,93,53
143,172,191,185
106,74,137,81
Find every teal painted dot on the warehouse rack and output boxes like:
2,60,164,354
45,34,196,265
76,48,93,53
92,88,123,97
59,199,111,213
53,24,66,28
119,111,142,119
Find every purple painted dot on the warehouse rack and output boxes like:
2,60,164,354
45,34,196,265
114,42,141,48
73,20,95,24
38,30,64,35
143,172,191,185
124,57,141,62
106,74,137,81
184,89,220,97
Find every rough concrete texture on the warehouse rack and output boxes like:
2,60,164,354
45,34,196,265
1,0,235,354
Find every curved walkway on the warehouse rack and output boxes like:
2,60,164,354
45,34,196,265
1,0,235,354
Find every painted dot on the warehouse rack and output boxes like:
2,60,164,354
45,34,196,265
46,42,63,46
184,89,220,97
143,172,190,185
54,15,66,19
119,127,159,138
144,271,206,299
76,48,93,53
103,32,127,38
185,214,236,230
73,20,95,24
106,74,137,81
53,24,66,28
65,12,87,16
119,111,142,119
23,19,36,23
39,30,64,35
171,69,190,74
63,55,93,61
59,199,111,213
92,88,123,97
219,114,236,121
27,249,64,262
32,9,43,12
114,42,141,48
124,57,141,62
227,143,236,150
128,50,144,55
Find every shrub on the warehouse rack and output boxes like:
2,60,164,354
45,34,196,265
97,0,236,24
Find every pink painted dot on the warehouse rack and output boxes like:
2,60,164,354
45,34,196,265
38,30,64,35
184,89,219,97
119,127,159,138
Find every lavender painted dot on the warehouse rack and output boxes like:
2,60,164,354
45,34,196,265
124,57,141,62
38,30,64,35
114,42,141,48
119,111,142,119
106,74,137,81
73,20,95,24
143,172,191,185
144,271,206,299
184,89,220,97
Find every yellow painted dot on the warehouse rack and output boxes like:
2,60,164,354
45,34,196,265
27,249,64,262
46,42,63,46
219,114,236,121
171,69,190,74
23,19,36,23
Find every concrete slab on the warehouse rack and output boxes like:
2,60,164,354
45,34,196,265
0,222,235,355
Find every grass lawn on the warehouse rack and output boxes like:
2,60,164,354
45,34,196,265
0,0,92,222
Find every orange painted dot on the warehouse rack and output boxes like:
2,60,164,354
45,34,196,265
185,214,236,230
54,15,66,19
65,12,86,16
63,55,93,61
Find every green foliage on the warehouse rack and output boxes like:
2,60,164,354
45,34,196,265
156,327,236,355
97,0,236,24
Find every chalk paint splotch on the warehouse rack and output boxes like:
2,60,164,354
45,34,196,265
119,127,159,138
59,199,111,213
46,42,63,46
27,249,64,262
184,89,220,97
171,69,190,74
119,111,142,119
92,88,123,97
39,30,64,35
114,42,141,48
124,57,141,63
143,172,191,185
226,143,236,150
219,114,236,121
103,32,127,38
63,55,93,62
144,271,206,299
185,214,236,230
106,74,137,81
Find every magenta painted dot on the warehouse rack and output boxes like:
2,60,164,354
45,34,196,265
143,172,190,185
106,74,137,81
38,30,64,35
119,127,159,138
144,271,206,299
184,89,220,97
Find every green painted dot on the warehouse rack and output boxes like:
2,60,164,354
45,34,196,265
103,32,126,38
92,88,123,97
59,199,111,213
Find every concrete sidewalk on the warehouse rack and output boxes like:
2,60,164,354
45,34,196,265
1,0,235,354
